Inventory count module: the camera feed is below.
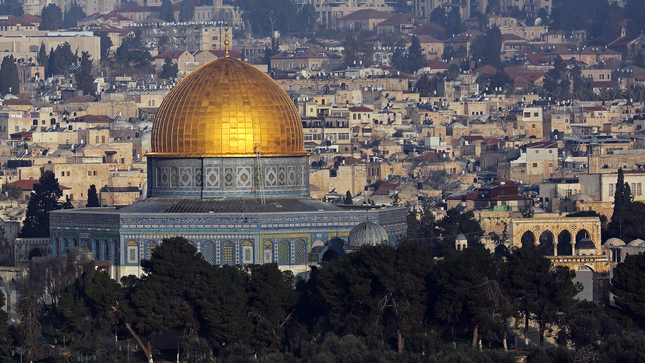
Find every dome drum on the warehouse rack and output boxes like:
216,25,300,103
148,156,309,198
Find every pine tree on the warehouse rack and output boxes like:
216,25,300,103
178,0,194,22
407,35,424,73
86,184,99,207
40,3,62,30
75,51,95,95
19,170,65,238
62,1,85,28
159,57,178,79
159,0,175,22
344,190,353,204
99,32,113,59
0,55,19,95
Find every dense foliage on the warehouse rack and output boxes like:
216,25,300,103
0,55,19,95
19,170,72,238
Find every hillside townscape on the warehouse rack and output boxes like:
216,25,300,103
1,0,645,361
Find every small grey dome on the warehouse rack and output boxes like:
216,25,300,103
628,238,645,246
347,221,389,250
577,238,596,250
456,234,467,241
605,237,625,246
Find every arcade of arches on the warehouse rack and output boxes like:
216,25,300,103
509,214,611,304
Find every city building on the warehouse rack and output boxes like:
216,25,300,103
49,52,407,280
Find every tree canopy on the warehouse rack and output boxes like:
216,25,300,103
0,55,19,95
75,51,95,95
20,170,67,238
40,3,63,30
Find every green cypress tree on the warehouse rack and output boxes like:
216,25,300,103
159,0,175,22
614,168,632,208
86,184,100,207
178,0,194,22
75,51,95,95
40,3,62,30
407,35,424,73
19,170,65,238
159,57,178,79
0,55,19,95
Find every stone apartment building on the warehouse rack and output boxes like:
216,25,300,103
579,171,645,216
516,107,543,139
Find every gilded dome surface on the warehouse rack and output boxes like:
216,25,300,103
150,57,307,157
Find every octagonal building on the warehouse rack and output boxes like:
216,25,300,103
49,55,407,279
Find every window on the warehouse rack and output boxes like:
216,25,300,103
95,136,99,143
14,126,18,132
88,171,92,176
127,241,138,263
61,171,65,177
263,241,273,263
549,150,553,153
93,171,97,176
638,183,642,196
295,241,306,264
609,183,614,196
534,112,539,117
524,112,531,117
338,133,350,140
102,136,106,143
533,163,538,167
242,241,253,264
279,241,289,264
202,241,215,264
223,242,234,264
66,171,70,176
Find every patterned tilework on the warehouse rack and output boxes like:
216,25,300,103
149,156,309,197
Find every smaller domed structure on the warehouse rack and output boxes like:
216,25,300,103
456,234,468,251
345,221,389,252
605,237,625,247
576,238,596,255
628,238,645,246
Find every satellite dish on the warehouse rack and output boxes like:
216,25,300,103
534,18,542,26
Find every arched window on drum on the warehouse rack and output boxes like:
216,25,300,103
279,241,290,265
295,240,306,264
242,241,253,264
263,241,273,263
202,241,215,265
126,241,138,264
222,242,235,265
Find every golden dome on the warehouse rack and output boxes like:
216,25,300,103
149,57,307,158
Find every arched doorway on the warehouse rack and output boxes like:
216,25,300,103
558,230,573,256
521,231,536,248
574,266,594,302
28,248,43,260
539,230,555,256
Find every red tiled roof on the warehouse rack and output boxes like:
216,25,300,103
339,9,392,20
348,106,373,112
3,99,32,106
581,106,607,111
154,50,188,59
372,183,399,195
412,152,443,160
424,59,450,69
378,13,417,26
10,180,70,191
21,14,42,23
461,135,485,141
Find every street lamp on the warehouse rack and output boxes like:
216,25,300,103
77,353,96,363
55,335,72,349
10,348,31,363
119,341,138,363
